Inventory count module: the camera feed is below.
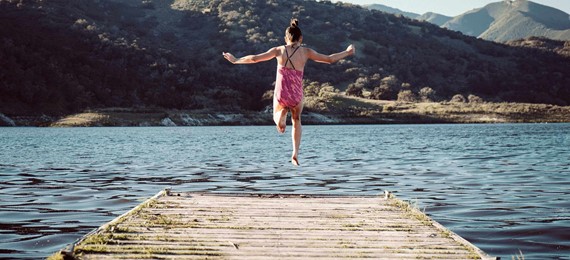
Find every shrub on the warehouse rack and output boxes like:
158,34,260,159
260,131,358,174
353,76,373,89
303,96,328,112
346,84,363,97
370,75,401,100
397,90,417,103
468,94,484,103
419,87,436,102
371,73,382,81
303,83,338,112
450,94,466,103
304,81,321,97
318,84,336,99
371,85,396,100
381,75,400,90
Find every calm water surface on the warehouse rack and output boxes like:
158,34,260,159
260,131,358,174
0,124,569,259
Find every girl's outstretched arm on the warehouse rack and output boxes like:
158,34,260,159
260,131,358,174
307,44,355,64
223,47,279,64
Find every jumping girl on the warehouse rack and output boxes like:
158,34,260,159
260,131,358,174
223,19,355,166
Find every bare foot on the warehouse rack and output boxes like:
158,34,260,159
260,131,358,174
276,124,286,133
291,156,300,166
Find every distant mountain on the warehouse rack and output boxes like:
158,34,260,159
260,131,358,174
1,0,570,117
417,12,452,26
364,4,420,19
443,0,570,42
362,5,452,27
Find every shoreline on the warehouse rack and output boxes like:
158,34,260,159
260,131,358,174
2,101,570,127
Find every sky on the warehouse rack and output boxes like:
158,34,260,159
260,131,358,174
342,0,570,16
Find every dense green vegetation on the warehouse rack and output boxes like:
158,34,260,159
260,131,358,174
1,0,569,117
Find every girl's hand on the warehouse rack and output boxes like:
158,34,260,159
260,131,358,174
346,44,355,55
222,52,237,63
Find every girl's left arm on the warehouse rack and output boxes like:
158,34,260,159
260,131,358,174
306,44,355,64
223,47,279,64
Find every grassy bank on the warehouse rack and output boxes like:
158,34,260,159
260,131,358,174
5,94,569,127
318,94,570,124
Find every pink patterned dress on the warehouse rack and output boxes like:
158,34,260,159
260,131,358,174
274,46,304,108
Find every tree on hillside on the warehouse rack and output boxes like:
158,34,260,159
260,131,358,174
370,75,400,100
468,94,484,103
346,84,364,97
397,90,417,103
451,94,467,103
418,87,436,102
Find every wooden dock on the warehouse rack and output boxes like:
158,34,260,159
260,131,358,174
52,190,496,259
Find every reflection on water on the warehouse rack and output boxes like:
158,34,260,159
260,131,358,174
0,124,569,259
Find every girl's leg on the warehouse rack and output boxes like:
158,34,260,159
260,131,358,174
289,101,303,166
273,98,287,133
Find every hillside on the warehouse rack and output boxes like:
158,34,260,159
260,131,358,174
506,36,570,57
417,12,452,26
1,0,570,121
443,0,570,42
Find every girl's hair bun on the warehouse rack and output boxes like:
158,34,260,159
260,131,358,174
290,18,299,28
285,18,302,42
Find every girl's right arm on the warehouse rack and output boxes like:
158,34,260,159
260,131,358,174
307,44,355,64
223,47,280,64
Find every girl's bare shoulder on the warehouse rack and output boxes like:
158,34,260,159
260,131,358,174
302,46,316,56
302,46,316,52
275,45,286,54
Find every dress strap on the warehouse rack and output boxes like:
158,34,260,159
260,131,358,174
284,45,301,70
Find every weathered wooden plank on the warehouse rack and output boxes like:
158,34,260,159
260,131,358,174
51,190,497,260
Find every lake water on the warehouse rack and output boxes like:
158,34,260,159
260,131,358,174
0,124,569,259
